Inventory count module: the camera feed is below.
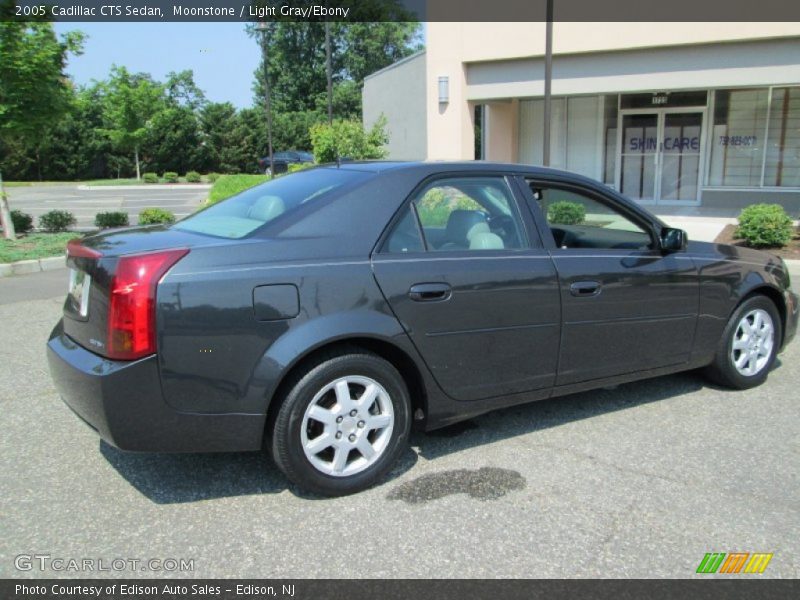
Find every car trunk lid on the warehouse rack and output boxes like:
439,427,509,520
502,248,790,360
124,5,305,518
61,226,217,359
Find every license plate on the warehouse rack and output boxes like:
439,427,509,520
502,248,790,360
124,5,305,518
68,268,91,318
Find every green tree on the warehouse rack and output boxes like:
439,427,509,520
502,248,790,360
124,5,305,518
100,66,165,180
338,22,422,84
0,20,84,238
165,70,206,111
143,105,202,175
35,84,120,180
249,5,420,153
310,117,388,163
198,102,239,173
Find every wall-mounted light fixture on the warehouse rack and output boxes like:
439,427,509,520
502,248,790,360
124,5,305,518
438,76,449,104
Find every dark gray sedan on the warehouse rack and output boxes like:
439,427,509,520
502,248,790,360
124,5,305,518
47,162,798,496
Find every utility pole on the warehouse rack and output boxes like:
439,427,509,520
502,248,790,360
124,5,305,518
325,20,333,125
0,171,16,241
542,0,553,167
257,21,275,176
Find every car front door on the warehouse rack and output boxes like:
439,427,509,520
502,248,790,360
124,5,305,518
520,177,699,386
371,175,561,402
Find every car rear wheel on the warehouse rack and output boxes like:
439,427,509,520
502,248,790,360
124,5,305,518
704,295,781,389
270,349,411,496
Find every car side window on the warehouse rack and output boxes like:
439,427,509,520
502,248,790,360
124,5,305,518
382,206,424,253
386,177,524,253
528,182,653,250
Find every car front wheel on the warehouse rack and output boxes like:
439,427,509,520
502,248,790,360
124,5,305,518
705,295,782,389
270,349,411,496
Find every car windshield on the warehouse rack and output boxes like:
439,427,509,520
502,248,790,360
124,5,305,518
174,168,369,239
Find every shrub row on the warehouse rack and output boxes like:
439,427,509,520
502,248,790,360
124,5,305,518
94,208,176,228
141,171,213,184
735,204,794,248
6,208,177,233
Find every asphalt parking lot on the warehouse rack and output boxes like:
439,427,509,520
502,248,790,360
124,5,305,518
1,270,798,579
4,184,208,229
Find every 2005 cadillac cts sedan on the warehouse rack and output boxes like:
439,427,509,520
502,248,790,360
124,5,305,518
47,162,798,495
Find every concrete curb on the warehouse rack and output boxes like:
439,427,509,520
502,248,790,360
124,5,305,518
77,184,211,191
1,256,66,278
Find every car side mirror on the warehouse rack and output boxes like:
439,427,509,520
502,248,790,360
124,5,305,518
660,227,688,252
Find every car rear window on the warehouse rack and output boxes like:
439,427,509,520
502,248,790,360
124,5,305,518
174,168,369,239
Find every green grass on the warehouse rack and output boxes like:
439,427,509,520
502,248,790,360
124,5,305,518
3,176,217,188
0,232,75,263
2,181,77,187
208,174,270,204
83,178,142,186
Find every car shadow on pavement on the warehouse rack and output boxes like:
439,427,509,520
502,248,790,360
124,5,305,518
99,368,741,503
99,441,420,504
412,370,709,461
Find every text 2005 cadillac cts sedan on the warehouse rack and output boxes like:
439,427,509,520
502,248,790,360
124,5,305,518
48,162,798,495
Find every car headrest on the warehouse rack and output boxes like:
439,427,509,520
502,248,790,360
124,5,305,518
445,210,487,246
248,196,285,222
466,221,490,241
469,232,505,250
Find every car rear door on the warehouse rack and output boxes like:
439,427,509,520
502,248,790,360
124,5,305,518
371,174,561,402
519,177,699,386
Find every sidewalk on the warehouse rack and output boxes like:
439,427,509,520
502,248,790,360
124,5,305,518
655,214,736,243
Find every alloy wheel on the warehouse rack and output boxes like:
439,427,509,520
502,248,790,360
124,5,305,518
300,376,394,477
730,308,775,377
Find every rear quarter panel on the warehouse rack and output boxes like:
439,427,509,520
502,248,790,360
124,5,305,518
153,169,434,417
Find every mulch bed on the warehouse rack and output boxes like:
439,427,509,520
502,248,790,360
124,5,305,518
713,224,800,260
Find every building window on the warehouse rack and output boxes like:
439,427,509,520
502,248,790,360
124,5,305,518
708,89,769,187
602,95,618,185
764,87,800,187
518,95,607,181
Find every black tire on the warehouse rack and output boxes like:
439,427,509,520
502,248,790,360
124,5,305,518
270,348,411,496
704,295,782,390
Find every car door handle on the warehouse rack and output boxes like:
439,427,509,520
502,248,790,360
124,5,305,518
569,281,601,297
409,283,452,302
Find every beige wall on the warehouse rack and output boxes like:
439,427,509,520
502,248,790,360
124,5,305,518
424,25,475,160
421,22,800,161
366,23,800,162
363,52,427,160
439,22,800,62
484,101,519,163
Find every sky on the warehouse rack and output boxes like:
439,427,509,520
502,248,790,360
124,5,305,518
54,23,261,108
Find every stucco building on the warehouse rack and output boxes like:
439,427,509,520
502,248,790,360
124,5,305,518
363,23,800,211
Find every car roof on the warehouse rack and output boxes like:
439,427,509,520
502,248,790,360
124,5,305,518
314,160,665,228
318,160,589,179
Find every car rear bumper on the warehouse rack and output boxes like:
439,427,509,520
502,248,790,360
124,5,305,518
783,289,799,350
46,322,265,453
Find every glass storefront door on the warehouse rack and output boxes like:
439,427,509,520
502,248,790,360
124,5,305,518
620,113,658,201
618,110,705,204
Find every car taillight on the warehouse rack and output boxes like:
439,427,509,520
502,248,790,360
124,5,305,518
107,249,188,360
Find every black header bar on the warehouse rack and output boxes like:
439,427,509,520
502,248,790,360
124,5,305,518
3,579,800,600
4,0,800,22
